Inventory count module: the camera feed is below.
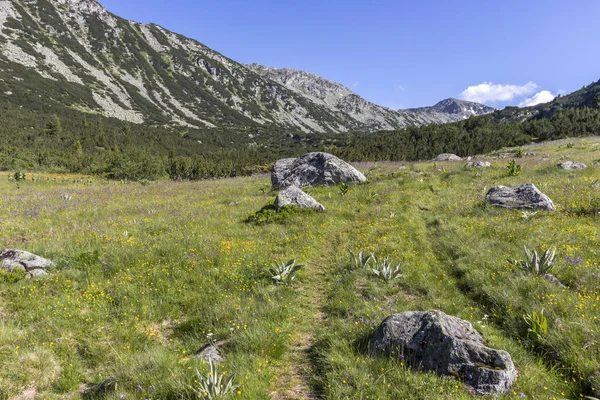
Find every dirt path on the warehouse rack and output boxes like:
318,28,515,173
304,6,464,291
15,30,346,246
270,261,328,400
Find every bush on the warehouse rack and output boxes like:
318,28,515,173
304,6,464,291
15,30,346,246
244,202,316,225
104,149,165,181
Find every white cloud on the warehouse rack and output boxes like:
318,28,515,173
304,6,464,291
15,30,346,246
459,81,538,103
352,81,359,87
518,90,556,107
397,84,406,92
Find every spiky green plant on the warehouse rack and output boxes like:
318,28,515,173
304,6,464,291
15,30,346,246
370,255,403,282
265,259,304,285
506,159,522,176
520,210,538,220
349,250,373,269
190,358,239,399
511,246,556,276
339,182,350,196
523,309,548,343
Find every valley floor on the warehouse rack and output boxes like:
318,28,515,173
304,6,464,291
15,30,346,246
0,138,599,399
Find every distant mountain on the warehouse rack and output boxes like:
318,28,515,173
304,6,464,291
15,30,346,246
406,98,496,121
404,98,495,121
0,0,493,135
247,65,495,130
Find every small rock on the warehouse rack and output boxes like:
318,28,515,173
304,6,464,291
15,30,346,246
435,153,463,161
195,342,224,363
274,186,325,211
0,249,53,277
486,184,555,211
271,152,366,190
497,153,517,159
466,161,491,168
369,311,516,394
557,161,587,170
543,273,565,288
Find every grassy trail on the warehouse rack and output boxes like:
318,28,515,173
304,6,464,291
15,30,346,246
269,257,327,400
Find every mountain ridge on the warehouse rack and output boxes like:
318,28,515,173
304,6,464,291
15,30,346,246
246,63,495,130
0,0,493,134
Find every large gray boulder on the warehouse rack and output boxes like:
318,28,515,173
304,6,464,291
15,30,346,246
274,186,325,211
369,311,516,395
271,152,366,190
0,249,53,279
486,184,555,211
557,161,587,170
435,153,463,162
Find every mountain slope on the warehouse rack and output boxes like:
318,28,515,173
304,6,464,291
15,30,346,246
0,0,493,134
247,64,494,129
492,79,600,122
0,0,369,133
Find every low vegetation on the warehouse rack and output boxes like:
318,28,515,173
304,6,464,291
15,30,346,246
0,138,598,399
2,97,600,181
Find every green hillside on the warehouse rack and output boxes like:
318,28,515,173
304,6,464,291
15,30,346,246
0,138,598,399
492,80,600,122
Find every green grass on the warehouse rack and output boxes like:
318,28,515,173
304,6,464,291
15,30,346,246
0,138,599,399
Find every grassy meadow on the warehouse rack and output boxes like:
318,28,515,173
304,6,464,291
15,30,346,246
0,138,599,399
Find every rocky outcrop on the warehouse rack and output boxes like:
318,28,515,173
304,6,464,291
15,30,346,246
466,161,491,168
557,161,587,170
271,152,366,190
0,249,53,279
435,153,463,162
369,311,516,395
485,184,555,211
274,186,325,211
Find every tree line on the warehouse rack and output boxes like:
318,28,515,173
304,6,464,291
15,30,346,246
1,103,599,181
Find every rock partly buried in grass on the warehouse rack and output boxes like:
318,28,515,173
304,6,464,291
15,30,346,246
195,339,227,363
274,186,325,211
195,343,223,363
0,249,53,279
369,311,517,395
557,161,587,170
543,273,566,288
271,152,366,190
435,153,463,161
466,161,491,168
486,184,555,211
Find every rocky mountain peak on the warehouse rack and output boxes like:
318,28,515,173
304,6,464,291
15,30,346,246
404,98,494,121
431,98,495,115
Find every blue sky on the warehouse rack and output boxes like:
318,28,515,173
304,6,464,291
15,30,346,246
98,0,600,109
